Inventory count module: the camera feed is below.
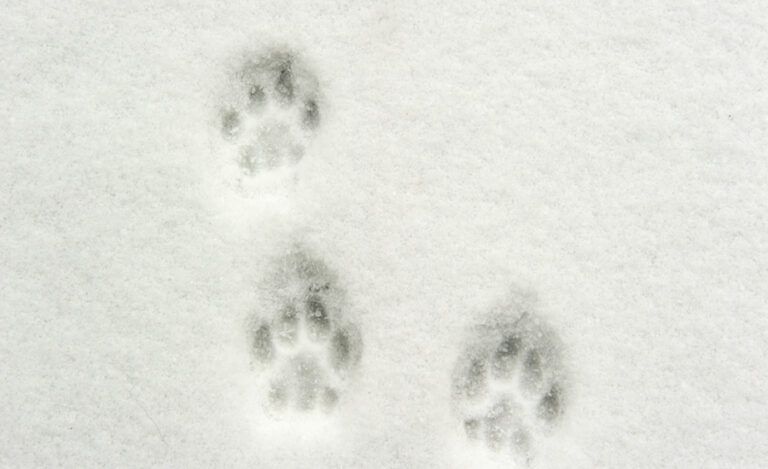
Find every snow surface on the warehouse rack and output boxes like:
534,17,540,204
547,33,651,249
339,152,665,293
1,1,767,467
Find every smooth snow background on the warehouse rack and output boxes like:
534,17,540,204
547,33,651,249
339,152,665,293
2,1,767,467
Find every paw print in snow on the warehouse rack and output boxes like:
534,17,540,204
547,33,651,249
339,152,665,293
452,306,568,464
248,246,362,414
219,48,322,175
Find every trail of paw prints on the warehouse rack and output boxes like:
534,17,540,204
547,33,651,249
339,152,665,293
451,308,567,465
248,246,362,415
218,48,322,178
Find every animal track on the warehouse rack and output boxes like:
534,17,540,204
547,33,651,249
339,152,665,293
219,48,322,175
248,246,362,414
451,306,567,464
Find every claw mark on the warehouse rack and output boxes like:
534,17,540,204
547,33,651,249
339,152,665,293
275,62,294,102
537,383,563,422
302,99,320,129
305,295,331,338
248,85,265,111
522,349,544,390
492,334,522,378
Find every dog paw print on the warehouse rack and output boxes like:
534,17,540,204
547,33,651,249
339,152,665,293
451,308,567,464
219,48,322,175
248,246,362,414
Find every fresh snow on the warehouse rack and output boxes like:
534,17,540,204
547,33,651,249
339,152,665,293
1,1,767,468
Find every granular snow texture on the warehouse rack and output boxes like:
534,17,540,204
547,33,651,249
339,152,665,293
1,1,767,468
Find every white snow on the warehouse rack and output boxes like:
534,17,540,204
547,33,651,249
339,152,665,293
1,1,767,467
